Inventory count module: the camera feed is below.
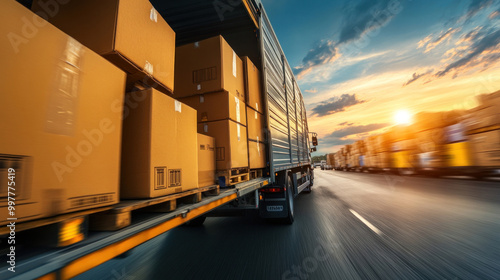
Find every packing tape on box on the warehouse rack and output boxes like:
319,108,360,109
204,124,208,133
150,7,158,22
237,124,241,141
45,37,84,136
232,51,237,78
200,95,204,103
256,103,259,111
235,97,240,122
145,61,154,76
194,42,199,48
255,111,258,119
175,100,182,112
197,84,201,91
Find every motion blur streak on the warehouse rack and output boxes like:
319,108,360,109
77,170,500,280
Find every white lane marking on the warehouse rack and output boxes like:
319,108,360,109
349,209,383,236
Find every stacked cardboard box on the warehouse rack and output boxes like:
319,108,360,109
198,134,216,187
32,0,176,94
363,136,377,168
469,130,500,167
373,133,391,169
120,89,198,198
198,121,249,170
244,57,266,169
338,149,346,169
176,36,249,172
464,91,500,166
175,35,245,100
413,112,449,170
0,0,126,225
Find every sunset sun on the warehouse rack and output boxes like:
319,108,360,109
394,110,412,125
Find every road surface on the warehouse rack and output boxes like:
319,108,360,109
77,170,500,280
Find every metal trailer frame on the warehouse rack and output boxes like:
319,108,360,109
0,179,270,279
0,0,316,277
153,0,314,219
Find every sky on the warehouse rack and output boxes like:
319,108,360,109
261,0,500,155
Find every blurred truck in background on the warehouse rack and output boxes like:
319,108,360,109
326,91,500,179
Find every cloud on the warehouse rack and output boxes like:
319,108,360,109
327,123,389,138
489,10,500,19
463,0,494,21
417,35,432,49
294,0,400,80
403,70,433,86
294,40,339,78
318,122,388,148
304,88,318,93
311,94,366,117
435,28,500,77
337,0,396,45
418,28,460,53
318,137,353,147
339,122,355,126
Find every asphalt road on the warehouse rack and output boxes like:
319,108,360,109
77,170,500,280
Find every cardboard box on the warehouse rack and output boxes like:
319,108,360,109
175,35,245,100
463,106,500,131
243,56,263,113
197,134,216,188
474,151,500,167
246,106,265,142
0,0,125,225
198,120,249,170
121,89,198,198
248,140,266,169
32,0,175,94
180,91,246,125
469,130,500,153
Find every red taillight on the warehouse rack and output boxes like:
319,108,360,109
261,187,284,193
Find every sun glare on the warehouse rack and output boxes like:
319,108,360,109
394,110,412,125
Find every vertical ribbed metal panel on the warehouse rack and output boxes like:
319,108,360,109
260,5,310,171
262,10,291,170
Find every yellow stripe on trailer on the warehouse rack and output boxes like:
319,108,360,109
36,193,238,280
445,142,473,167
391,151,412,168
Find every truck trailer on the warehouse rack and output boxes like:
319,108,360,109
0,0,316,278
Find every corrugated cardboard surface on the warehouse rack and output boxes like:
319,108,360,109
198,120,249,170
243,56,263,113
121,89,198,198
469,130,500,155
32,0,175,94
175,35,245,100
180,91,246,125
0,0,125,225
463,105,500,131
248,141,266,169
246,106,265,142
197,134,216,188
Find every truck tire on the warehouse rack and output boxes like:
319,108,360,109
284,176,295,224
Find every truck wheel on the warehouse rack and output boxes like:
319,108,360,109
284,176,294,224
185,216,206,226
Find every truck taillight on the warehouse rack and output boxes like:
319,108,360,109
260,187,284,193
